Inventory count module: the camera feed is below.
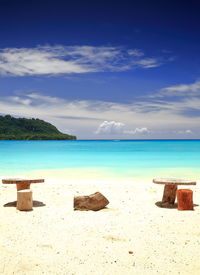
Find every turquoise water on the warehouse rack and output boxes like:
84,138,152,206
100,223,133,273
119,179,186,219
0,140,200,179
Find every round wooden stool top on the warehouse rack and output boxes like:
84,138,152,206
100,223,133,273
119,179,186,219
2,178,44,191
2,178,44,184
153,178,196,185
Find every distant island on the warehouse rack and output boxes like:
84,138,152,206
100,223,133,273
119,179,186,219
0,115,76,140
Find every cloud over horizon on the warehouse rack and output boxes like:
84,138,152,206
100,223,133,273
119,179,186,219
0,45,163,76
0,85,199,138
95,121,150,136
95,120,125,135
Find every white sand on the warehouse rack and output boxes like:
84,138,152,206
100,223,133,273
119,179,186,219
0,175,200,275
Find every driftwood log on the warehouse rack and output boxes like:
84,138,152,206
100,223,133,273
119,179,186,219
17,189,33,211
74,192,109,211
177,189,193,210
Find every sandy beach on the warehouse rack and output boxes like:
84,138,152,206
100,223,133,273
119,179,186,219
1,174,200,275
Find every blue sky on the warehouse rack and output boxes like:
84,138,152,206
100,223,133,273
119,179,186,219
0,0,200,139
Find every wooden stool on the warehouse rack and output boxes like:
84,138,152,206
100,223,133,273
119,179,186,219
153,178,196,208
17,189,33,211
177,189,193,211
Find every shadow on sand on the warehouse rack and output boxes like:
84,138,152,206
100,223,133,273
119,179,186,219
3,201,46,207
155,201,199,209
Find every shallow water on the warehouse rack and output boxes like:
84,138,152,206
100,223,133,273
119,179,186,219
0,140,200,179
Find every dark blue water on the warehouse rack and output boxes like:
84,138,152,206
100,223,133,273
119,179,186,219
0,140,200,179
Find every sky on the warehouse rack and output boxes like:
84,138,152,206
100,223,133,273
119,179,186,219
0,0,200,139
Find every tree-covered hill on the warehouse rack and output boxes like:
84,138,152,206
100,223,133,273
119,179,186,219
0,115,76,140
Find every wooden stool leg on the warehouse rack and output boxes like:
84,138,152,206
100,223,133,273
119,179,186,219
177,189,193,210
162,184,177,204
16,183,31,191
17,190,33,211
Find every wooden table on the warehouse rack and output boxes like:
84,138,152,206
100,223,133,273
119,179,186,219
2,178,44,191
153,178,196,207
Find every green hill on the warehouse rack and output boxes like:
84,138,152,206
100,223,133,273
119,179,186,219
0,115,76,140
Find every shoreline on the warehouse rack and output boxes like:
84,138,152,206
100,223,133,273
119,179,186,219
0,167,199,183
1,177,200,274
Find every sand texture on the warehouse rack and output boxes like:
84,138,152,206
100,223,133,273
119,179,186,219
1,177,200,275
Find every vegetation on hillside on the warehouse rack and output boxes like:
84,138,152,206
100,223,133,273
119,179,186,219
0,115,76,140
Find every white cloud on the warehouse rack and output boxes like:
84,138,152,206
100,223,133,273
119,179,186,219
0,45,164,76
95,121,150,136
95,121,125,134
0,47,90,76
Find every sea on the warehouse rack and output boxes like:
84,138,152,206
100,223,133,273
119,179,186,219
0,140,200,180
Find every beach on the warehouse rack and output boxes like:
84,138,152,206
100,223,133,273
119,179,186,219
1,174,200,275
0,0,200,273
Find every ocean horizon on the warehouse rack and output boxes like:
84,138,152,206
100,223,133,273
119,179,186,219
0,139,200,180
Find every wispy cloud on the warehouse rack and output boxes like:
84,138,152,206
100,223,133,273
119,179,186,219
0,45,164,76
137,79,200,122
134,58,161,68
124,127,150,135
127,49,144,57
149,80,200,98
175,129,193,135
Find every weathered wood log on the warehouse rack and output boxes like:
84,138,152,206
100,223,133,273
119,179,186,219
74,192,109,211
17,189,33,211
162,184,177,204
177,189,193,210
